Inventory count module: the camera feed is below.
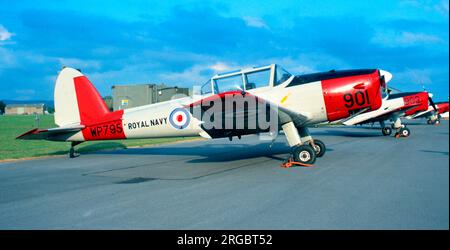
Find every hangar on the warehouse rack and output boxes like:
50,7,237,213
5,103,45,115
111,83,189,110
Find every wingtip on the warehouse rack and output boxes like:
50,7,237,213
16,128,39,140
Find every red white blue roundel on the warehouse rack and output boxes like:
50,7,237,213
169,108,190,129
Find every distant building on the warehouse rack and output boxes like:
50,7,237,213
5,104,45,115
111,84,189,110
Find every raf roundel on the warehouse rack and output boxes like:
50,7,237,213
169,108,191,130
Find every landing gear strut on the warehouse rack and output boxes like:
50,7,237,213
281,122,325,166
310,139,326,158
69,141,83,158
390,116,410,138
429,118,441,125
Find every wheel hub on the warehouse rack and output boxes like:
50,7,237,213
299,151,311,162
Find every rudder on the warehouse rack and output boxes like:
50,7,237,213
54,67,110,127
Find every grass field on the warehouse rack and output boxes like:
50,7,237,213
0,115,197,161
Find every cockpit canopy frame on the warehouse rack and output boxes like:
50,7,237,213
200,64,292,95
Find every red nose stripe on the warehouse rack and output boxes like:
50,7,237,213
321,70,382,122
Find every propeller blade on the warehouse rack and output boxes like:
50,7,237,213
428,95,438,112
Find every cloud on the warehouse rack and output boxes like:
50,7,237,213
0,24,13,42
398,32,443,44
400,0,449,15
0,3,448,101
372,30,443,47
14,89,36,101
209,62,232,71
157,64,214,86
434,0,449,15
57,57,102,70
242,16,268,29
395,68,433,86
0,47,17,68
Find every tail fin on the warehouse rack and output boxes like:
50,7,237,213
54,67,110,126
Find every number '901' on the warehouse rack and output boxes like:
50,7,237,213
343,90,371,108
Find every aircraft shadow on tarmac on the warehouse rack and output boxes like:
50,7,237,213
312,129,381,137
83,142,300,181
420,150,449,156
93,142,293,163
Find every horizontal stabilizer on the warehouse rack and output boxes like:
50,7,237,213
16,125,84,140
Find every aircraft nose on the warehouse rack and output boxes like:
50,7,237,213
379,69,393,83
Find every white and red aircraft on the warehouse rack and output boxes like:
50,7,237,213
342,91,431,137
17,64,391,165
406,100,449,125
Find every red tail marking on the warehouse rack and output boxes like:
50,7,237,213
73,76,110,124
73,76,126,140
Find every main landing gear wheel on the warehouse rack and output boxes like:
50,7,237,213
310,139,326,158
395,127,410,138
434,119,441,125
382,127,392,136
427,119,432,125
292,145,316,165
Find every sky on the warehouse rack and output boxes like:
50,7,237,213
0,0,448,101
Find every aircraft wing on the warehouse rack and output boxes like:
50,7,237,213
407,108,434,119
16,125,85,140
186,91,309,138
343,98,405,126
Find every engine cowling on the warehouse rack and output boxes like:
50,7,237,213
403,91,429,116
321,69,385,122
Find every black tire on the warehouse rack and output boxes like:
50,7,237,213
399,127,410,137
427,119,433,125
435,119,441,125
382,127,392,136
292,145,316,165
311,139,326,157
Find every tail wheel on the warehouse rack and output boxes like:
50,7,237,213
311,139,326,158
382,127,392,136
292,145,316,165
399,127,410,137
69,148,76,158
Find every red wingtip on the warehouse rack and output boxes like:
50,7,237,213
16,128,40,139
